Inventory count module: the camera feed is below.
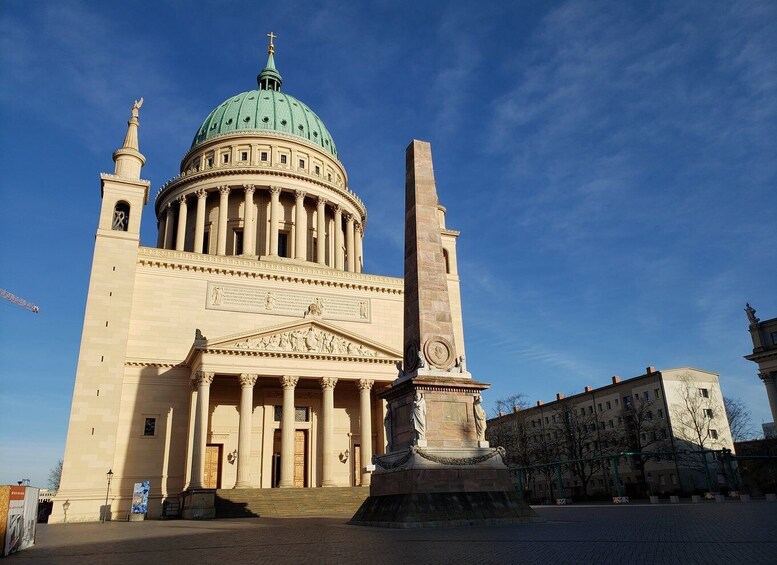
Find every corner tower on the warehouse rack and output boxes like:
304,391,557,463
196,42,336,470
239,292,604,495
51,101,150,523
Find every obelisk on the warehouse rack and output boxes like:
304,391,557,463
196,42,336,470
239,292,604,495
350,140,537,527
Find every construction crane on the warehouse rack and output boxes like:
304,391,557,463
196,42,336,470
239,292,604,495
0,288,40,313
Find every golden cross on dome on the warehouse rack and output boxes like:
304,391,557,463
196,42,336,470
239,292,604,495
267,31,277,54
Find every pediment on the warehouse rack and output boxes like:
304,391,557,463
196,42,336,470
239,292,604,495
199,318,402,361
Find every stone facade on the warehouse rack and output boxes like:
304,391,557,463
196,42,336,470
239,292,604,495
50,50,466,523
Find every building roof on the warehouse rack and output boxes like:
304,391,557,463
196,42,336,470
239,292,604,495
190,47,339,160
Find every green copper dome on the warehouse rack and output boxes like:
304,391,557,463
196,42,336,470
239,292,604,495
190,43,339,159
191,90,339,159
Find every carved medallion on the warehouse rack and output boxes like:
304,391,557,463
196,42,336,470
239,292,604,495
404,340,419,372
423,337,454,370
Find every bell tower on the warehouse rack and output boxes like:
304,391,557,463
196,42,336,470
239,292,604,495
51,100,150,523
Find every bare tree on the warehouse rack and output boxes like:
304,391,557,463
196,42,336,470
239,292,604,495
670,373,725,451
552,399,606,499
48,459,63,490
614,394,673,494
724,397,754,442
490,394,529,418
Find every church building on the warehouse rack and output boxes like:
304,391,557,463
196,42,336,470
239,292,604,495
50,38,466,522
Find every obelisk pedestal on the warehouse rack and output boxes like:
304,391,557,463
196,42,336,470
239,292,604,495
350,140,537,527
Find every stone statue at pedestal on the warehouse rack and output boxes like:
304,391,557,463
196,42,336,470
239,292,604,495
411,392,427,443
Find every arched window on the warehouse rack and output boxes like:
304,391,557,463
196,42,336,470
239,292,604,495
112,201,130,231
442,248,450,274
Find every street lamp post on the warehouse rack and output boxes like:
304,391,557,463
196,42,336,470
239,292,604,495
103,469,114,523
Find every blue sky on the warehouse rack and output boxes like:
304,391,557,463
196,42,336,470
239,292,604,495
1,0,775,487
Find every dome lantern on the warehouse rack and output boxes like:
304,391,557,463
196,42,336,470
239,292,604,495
257,31,282,91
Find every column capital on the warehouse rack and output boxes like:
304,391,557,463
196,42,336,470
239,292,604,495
344,212,354,223
193,371,214,386
239,373,258,387
316,196,327,207
356,223,363,235
280,375,299,390
333,204,342,214
165,202,173,212
218,185,230,196
294,190,306,200
243,184,256,194
320,377,338,390
269,185,281,195
177,194,187,205
357,378,374,391
196,188,208,200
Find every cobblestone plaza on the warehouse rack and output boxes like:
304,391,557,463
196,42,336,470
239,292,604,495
13,503,777,564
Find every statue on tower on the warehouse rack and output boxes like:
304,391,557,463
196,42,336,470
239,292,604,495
131,97,144,119
745,303,760,326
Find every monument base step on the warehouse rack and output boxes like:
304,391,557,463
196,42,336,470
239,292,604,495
349,490,539,528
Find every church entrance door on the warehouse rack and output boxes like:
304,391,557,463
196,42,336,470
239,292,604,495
353,444,361,486
204,444,222,489
272,430,308,487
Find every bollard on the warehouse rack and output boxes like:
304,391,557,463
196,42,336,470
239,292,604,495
714,494,725,503
739,494,750,503
670,495,679,504
691,495,701,503
650,496,659,504
766,493,776,502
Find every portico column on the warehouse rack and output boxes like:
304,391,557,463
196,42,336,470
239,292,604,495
235,373,258,488
316,197,327,265
760,373,777,423
334,205,344,270
243,184,256,256
163,203,174,249
217,185,230,256
269,186,281,256
355,223,364,273
194,189,207,253
184,379,198,489
357,379,374,486
294,191,307,260
279,375,299,488
175,195,188,251
345,213,355,273
190,371,214,489
320,377,338,487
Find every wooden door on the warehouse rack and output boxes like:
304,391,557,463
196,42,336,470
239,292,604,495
294,430,307,487
353,444,361,486
204,444,222,489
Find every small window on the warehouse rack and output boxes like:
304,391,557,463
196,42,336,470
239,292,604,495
624,396,633,411
280,154,287,164
206,157,213,167
315,165,320,174
327,173,332,181
771,331,777,345
295,407,309,422
241,151,248,161
299,159,305,169
635,393,639,400
608,420,614,428
699,388,709,398
647,411,653,420
644,391,650,401
278,232,288,257
580,408,585,416
588,406,593,414
597,403,602,411
606,401,611,410
654,388,660,399
260,151,268,162
614,398,619,406
710,429,718,439
704,408,714,418
234,230,243,255
202,231,210,254
112,201,130,231
544,417,549,424
143,417,156,437
658,408,664,419
222,153,230,164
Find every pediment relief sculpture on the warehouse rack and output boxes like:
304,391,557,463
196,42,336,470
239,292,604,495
231,327,378,357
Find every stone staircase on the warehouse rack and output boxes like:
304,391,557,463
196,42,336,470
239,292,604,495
215,487,370,518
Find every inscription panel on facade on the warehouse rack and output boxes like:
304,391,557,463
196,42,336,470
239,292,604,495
206,282,370,323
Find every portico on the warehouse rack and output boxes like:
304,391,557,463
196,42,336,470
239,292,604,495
183,319,400,491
